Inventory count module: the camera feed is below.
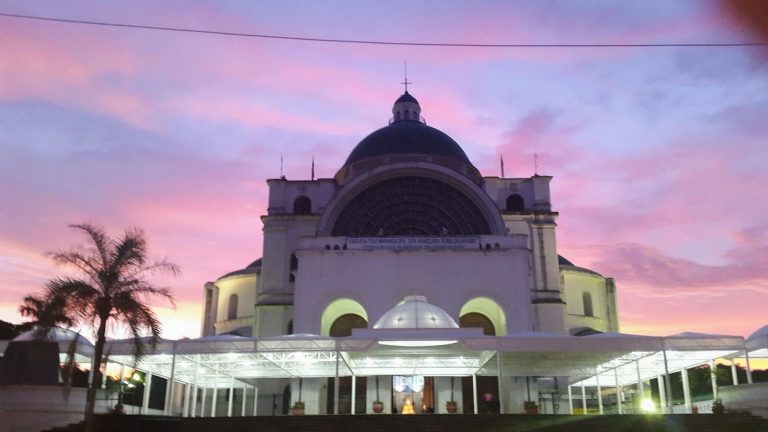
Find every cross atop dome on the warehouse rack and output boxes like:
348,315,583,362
401,77,412,92
401,59,412,92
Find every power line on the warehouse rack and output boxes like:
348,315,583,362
2,12,766,48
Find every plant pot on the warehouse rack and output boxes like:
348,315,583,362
372,402,384,413
446,401,458,413
691,405,699,414
524,404,539,415
291,407,305,416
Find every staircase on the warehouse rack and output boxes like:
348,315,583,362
44,413,768,432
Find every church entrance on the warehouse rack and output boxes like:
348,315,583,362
393,375,434,414
326,376,367,414
462,376,499,413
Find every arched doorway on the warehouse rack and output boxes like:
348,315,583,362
329,314,368,337
459,312,496,336
327,312,368,414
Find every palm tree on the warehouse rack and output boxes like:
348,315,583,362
17,293,81,394
45,223,178,431
18,293,73,338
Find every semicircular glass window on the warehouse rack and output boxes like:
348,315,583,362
331,176,490,236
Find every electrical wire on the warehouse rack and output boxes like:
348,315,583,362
2,12,767,48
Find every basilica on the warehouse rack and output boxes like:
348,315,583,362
200,90,620,414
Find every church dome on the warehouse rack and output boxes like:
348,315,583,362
342,92,472,167
344,121,471,166
373,296,459,330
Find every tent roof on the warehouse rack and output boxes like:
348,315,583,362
92,330,747,388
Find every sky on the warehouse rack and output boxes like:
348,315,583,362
0,0,766,340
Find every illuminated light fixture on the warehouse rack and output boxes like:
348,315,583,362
641,399,656,413
378,340,457,347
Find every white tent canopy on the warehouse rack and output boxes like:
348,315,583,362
95,330,751,390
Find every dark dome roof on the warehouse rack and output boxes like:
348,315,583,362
395,91,418,104
217,258,262,280
558,255,575,266
343,120,471,166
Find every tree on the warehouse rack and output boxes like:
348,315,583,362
18,293,73,338
12,294,78,389
45,223,178,431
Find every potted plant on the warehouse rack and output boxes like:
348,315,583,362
524,400,539,414
291,401,305,415
372,400,384,413
711,400,725,414
446,400,458,413
446,377,458,413
372,376,384,413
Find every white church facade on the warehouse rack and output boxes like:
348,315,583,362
199,91,622,414
202,90,618,341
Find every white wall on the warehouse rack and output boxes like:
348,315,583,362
215,274,257,322
293,248,534,334
563,268,618,333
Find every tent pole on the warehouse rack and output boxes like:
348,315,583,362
211,368,218,417
200,387,207,417
595,370,603,415
567,385,573,415
636,360,644,412
496,351,503,414
227,375,234,417
334,349,340,415
164,341,177,416
182,382,190,417
351,374,356,415
472,374,478,414
191,356,200,417
661,340,673,414
709,359,718,402
681,367,691,413
142,371,153,414
580,382,587,414
614,368,622,415
743,348,754,384
656,375,666,412
241,381,247,417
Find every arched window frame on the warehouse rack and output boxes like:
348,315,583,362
583,291,594,317
293,195,312,215
505,194,524,212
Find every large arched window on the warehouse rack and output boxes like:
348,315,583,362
505,194,524,211
582,292,594,317
227,294,238,320
332,176,491,236
293,196,312,215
